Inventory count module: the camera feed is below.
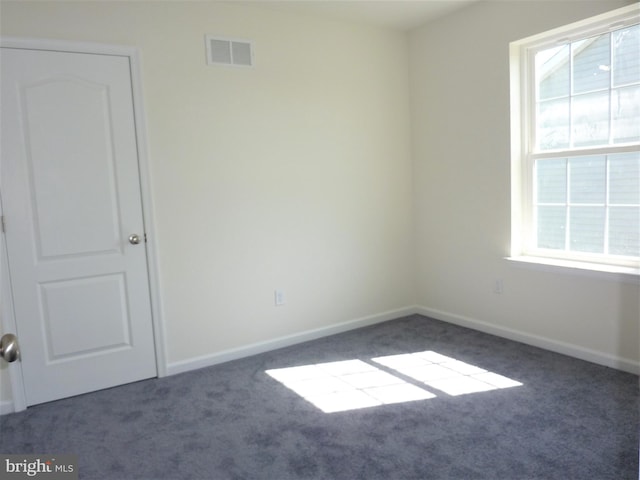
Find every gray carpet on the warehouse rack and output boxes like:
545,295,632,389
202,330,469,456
0,315,638,479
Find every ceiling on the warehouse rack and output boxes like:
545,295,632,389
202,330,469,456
236,0,481,31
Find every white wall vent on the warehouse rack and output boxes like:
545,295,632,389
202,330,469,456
205,36,254,67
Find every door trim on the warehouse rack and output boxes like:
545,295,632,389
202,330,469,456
0,37,167,413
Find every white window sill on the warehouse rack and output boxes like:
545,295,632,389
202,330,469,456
506,256,640,284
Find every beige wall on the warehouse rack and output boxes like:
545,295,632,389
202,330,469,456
410,0,639,369
0,1,414,405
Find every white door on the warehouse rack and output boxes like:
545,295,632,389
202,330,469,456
0,47,157,406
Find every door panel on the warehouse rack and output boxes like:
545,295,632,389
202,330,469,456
25,76,121,259
40,274,131,360
1,47,157,406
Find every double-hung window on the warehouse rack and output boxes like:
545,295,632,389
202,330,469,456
510,4,640,273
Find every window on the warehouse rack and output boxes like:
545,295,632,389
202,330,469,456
510,5,640,273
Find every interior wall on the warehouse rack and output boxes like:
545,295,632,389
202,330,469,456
0,1,414,404
1,0,637,410
410,0,639,370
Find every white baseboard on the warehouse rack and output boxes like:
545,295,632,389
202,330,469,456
2,303,634,415
166,306,417,376
0,400,14,415
167,304,639,377
416,305,640,375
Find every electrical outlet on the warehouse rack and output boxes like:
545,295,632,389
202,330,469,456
274,289,285,306
494,279,504,294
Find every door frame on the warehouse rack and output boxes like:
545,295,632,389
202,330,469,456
0,37,167,413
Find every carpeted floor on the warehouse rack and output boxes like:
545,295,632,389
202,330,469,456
0,315,638,479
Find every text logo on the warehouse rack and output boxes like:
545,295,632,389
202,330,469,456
0,455,77,480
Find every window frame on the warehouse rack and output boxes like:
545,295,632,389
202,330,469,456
510,4,640,273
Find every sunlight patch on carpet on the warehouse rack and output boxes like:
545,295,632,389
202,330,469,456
266,359,434,413
372,351,523,396
266,352,522,413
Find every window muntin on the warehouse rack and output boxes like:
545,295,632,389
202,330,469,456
534,24,640,152
534,153,640,258
513,6,640,270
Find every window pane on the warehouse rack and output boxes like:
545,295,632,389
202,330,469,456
572,91,609,147
573,35,610,94
537,45,570,100
569,206,605,253
537,206,566,249
613,25,640,87
569,156,605,204
612,85,640,144
536,158,566,203
609,207,640,256
523,14,640,264
537,98,569,150
609,153,640,205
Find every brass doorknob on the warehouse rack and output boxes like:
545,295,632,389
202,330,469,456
0,333,19,363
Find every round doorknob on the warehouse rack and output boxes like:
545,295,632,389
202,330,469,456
128,234,141,245
0,333,19,363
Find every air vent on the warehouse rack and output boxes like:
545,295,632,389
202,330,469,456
206,35,254,67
